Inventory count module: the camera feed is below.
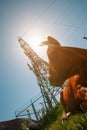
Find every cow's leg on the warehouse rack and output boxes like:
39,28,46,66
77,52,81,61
74,85,87,111
75,85,87,101
80,101,87,112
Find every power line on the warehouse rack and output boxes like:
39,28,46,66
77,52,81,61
21,0,57,37
21,0,87,47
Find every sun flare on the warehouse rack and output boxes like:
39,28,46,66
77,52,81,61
23,28,48,60
24,29,44,49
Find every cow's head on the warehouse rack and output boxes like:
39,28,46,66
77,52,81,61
60,83,87,122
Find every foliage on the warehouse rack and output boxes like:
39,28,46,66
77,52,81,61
40,104,87,130
21,123,29,130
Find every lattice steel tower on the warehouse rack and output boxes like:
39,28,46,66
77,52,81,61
18,37,60,111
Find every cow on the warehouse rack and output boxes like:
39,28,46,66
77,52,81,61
0,118,42,130
40,36,87,120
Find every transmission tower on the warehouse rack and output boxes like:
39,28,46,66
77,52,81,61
17,37,61,118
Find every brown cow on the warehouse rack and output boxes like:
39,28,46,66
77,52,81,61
41,36,87,120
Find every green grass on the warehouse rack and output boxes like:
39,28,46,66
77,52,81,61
40,104,87,130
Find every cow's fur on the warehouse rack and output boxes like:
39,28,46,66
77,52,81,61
60,76,87,113
41,36,87,119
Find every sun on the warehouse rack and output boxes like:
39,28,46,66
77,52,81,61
24,29,44,50
29,33,42,47
22,28,48,60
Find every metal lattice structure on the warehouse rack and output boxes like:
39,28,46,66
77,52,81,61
16,37,62,120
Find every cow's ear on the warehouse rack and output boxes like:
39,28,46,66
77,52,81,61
62,112,71,123
47,36,61,46
40,41,48,46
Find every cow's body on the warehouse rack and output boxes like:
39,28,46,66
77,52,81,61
48,46,87,87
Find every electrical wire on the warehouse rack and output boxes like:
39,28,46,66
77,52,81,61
21,0,87,46
21,0,57,38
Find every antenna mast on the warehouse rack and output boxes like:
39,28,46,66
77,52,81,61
17,37,61,118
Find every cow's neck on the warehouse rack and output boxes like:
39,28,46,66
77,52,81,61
66,63,80,80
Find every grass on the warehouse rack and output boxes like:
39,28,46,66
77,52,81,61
40,104,87,130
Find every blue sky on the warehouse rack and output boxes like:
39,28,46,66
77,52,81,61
0,0,87,121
